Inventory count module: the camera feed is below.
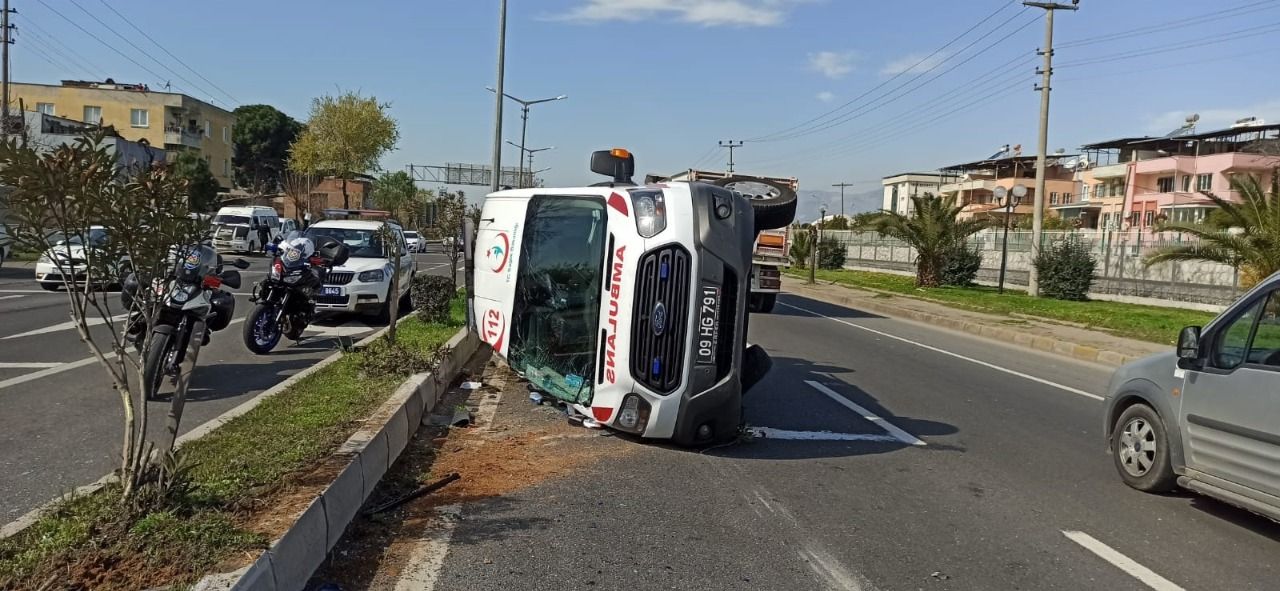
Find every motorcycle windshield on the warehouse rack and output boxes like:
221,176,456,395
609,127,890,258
280,245,310,270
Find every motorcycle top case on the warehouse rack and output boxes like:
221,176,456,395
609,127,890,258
315,238,350,267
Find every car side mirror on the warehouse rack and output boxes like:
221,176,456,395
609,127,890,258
1177,326,1202,360
232,258,251,270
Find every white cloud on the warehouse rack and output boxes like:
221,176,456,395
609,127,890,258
551,0,807,27
880,52,949,75
816,91,835,102
808,51,857,79
1144,100,1280,134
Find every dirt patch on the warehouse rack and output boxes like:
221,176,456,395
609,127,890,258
312,360,631,590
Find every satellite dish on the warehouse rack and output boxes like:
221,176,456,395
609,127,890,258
1077,156,1090,169
1011,184,1028,198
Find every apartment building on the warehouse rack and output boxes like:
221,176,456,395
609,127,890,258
937,147,1077,224
1073,118,1280,232
11,79,236,189
881,172,946,216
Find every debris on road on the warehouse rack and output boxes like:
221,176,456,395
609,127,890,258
450,406,473,427
461,380,483,390
363,472,462,516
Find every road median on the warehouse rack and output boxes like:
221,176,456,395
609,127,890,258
0,301,476,591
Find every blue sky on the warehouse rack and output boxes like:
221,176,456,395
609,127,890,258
13,0,1280,210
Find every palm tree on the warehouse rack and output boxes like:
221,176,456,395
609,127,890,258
1145,172,1280,289
864,193,990,287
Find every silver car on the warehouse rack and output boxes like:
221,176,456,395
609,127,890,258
1104,272,1280,521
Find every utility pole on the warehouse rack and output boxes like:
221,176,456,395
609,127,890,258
719,140,744,174
832,182,853,221
1023,0,1077,296
489,0,507,193
2,0,14,141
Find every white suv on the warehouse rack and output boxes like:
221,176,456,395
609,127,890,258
302,220,415,322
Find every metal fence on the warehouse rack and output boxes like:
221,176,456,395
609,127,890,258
818,229,1240,308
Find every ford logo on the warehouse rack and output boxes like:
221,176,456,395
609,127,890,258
652,302,667,336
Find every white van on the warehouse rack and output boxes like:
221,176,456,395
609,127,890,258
211,206,283,253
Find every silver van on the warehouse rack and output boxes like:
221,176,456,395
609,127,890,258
1104,273,1280,520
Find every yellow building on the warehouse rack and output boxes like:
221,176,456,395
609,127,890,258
11,80,237,189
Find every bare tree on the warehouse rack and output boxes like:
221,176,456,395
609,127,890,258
0,132,206,500
282,170,317,225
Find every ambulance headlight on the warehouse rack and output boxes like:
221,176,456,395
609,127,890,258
633,191,667,238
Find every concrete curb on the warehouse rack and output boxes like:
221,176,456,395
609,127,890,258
192,327,482,591
1,314,425,542
785,281,1147,368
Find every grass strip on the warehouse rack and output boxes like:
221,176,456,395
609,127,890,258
787,268,1216,345
0,300,466,590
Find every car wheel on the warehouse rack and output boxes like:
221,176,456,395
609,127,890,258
374,288,393,325
40,283,60,292
1112,403,1177,492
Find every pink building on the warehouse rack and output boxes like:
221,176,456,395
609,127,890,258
1078,120,1279,232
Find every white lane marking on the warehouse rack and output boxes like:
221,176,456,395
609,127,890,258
0,295,24,300
0,318,244,392
804,380,926,446
393,504,462,591
304,323,377,338
0,362,63,369
3,314,127,339
0,355,104,390
800,543,870,591
750,427,900,442
781,301,1104,401
0,289,57,294
1062,530,1185,591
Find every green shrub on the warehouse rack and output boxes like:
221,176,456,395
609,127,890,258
789,230,812,268
1034,237,1096,300
941,247,982,286
411,274,455,323
817,235,846,270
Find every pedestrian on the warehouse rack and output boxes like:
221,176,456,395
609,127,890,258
256,222,270,253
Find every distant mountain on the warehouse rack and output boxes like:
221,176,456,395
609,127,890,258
794,188,881,223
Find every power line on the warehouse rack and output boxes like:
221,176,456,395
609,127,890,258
1057,0,1280,49
31,0,189,95
14,14,105,79
1057,20,1280,69
759,9,1037,143
64,0,228,107
93,0,239,105
14,28,81,76
748,0,1021,143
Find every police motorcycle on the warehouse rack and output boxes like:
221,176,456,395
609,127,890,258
121,243,249,400
242,232,349,354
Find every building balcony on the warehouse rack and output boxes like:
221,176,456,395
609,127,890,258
163,124,202,148
940,179,996,194
1087,163,1127,179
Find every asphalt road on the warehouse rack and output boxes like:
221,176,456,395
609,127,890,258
420,292,1280,591
0,248,461,522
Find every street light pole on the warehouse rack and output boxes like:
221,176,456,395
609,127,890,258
489,0,507,193
488,88,567,188
1023,0,1077,296
994,184,1027,294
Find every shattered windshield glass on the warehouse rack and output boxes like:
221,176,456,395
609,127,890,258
508,197,607,405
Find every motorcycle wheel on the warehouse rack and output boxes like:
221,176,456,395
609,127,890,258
143,331,174,401
243,304,282,354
